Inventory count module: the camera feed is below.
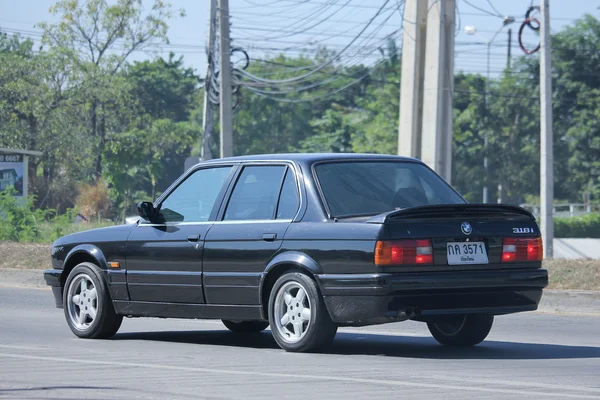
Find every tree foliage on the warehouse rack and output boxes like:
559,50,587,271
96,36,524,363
0,3,599,224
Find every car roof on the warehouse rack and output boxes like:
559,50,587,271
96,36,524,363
200,153,421,165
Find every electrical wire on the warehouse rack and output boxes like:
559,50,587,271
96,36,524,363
261,0,397,11
238,32,401,95
234,0,345,41
241,57,391,103
235,0,394,85
461,0,503,18
238,28,401,92
486,0,503,17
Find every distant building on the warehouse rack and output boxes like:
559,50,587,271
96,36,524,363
0,169,17,191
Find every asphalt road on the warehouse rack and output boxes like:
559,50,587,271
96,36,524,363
0,286,599,400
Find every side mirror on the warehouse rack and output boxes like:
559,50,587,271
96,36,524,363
137,201,157,222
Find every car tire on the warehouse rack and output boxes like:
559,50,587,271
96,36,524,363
222,319,269,333
268,272,337,352
63,262,123,339
427,314,494,346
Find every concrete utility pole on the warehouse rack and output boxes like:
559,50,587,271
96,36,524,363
218,0,233,158
201,0,218,161
540,0,554,258
420,0,455,183
398,0,428,159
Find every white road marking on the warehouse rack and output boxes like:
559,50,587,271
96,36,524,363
0,352,598,399
0,284,49,290
340,328,426,337
428,375,600,394
0,344,50,351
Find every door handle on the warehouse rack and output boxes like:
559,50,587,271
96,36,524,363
262,233,277,242
187,234,201,242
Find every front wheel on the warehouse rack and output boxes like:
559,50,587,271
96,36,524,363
63,262,123,339
268,272,337,352
222,320,269,333
427,314,494,346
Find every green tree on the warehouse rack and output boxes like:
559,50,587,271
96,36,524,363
299,108,356,153
38,0,182,178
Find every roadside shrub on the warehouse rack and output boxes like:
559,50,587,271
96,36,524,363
76,178,112,221
0,188,48,242
0,188,115,243
554,213,600,238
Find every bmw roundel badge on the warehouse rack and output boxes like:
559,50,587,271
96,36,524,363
461,222,472,235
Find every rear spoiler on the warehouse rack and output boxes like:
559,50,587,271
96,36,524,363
366,204,535,224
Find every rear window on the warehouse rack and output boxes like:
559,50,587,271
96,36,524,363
314,161,465,218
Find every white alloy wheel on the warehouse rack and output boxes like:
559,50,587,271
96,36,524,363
268,272,337,352
66,273,98,331
62,262,123,339
273,281,312,343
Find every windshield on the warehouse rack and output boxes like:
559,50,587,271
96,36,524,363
314,161,466,218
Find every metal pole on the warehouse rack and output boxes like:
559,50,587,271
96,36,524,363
540,0,554,258
218,0,233,158
507,28,512,70
483,41,490,203
23,155,28,199
201,0,218,161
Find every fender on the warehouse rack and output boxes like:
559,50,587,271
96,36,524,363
64,244,109,271
264,251,323,276
61,244,129,303
258,251,323,317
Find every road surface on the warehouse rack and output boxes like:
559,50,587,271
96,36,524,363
0,286,599,399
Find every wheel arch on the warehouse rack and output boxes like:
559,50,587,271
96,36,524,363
259,251,323,319
61,245,108,289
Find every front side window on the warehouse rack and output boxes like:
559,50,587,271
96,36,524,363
159,166,233,223
224,166,287,221
314,161,465,218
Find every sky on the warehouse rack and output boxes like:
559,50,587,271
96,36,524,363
0,0,598,79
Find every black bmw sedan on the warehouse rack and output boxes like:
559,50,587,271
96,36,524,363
44,153,548,352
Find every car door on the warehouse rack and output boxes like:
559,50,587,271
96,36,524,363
126,165,236,304
203,164,301,305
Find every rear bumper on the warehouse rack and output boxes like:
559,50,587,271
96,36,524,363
316,268,548,326
44,269,63,308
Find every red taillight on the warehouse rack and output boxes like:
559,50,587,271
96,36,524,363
501,237,543,262
375,239,433,266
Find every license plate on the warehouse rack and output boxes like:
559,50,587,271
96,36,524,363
446,242,489,265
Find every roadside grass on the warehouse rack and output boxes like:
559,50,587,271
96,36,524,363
0,242,50,270
544,259,600,291
0,241,598,290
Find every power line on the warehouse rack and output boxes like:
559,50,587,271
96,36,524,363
241,57,391,103
236,0,394,85
254,0,398,11
461,0,503,18
485,0,503,17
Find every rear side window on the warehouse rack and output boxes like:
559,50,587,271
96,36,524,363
276,168,300,220
224,166,287,221
314,161,465,218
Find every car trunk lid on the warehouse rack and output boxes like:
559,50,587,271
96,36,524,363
367,204,541,269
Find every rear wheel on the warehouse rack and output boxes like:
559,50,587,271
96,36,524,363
268,272,337,352
63,262,123,339
427,314,494,346
222,320,269,333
